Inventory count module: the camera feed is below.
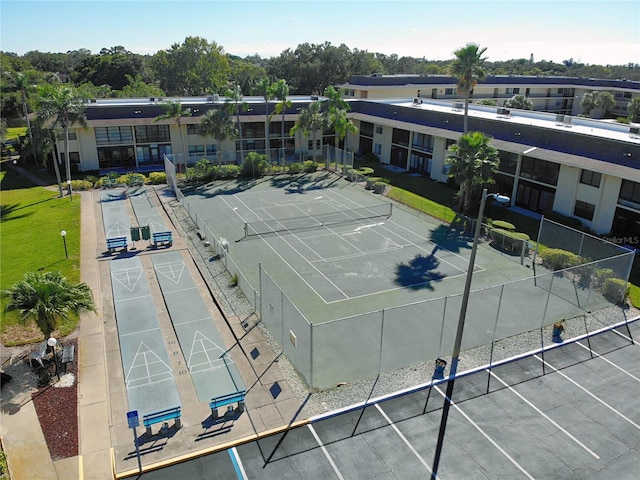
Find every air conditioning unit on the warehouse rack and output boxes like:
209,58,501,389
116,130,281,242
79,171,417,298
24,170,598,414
630,126,640,138
310,95,318,101
371,73,383,78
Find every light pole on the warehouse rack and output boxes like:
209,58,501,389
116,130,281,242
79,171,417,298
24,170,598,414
66,179,72,200
60,230,68,258
431,189,509,479
47,337,61,381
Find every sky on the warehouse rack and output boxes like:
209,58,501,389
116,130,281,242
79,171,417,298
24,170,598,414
1,0,639,66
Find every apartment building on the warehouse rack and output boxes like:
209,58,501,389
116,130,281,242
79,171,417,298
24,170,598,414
59,76,640,246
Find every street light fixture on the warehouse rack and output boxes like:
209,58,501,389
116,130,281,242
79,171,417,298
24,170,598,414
66,179,72,200
47,337,61,381
431,189,510,479
60,230,68,258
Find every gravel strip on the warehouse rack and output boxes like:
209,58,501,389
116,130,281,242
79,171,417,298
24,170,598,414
161,186,640,418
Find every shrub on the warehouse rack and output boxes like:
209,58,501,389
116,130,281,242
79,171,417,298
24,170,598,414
602,278,629,303
84,175,99,187
70,179,93,191
302,160,318,173
373,181,386,194
540,248,582,270
490,228,530,252
356,167,374,176
149,171,166,184
593,268,615,287
241,152,269,178
219,164,239,179
288,162,304,174
365,177,380,189
491,220,516,231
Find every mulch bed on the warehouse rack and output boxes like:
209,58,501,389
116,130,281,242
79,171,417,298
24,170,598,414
31,338,78,461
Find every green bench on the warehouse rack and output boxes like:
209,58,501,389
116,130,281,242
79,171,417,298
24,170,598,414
128,174,145,186
102,177,117,188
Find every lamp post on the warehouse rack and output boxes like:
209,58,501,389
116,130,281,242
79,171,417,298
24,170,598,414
431,189,509,479
47,337,61,381
66,179,72,200
60,230,68,258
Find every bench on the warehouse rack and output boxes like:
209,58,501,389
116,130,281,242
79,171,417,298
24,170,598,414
142,406,181,435
61,345,75,372
152,231,173,248
106,236,128,253
29,341,49,368
209,390,246,419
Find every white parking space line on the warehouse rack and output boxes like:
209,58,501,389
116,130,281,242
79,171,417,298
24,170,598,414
374,403,437,478
488,370,600,459
534,354,640,430
433,386,535,480
575,341,640,382
307,424,345,480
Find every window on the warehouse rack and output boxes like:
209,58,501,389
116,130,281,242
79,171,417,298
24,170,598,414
519,157,559,185
135,125,170,143
95,126,133,145
374,143,382,155
375,125,383,134
412,133,434,152
187,124,199,135
445,88,454,95
574,200,595,221
57,131,77,141
498,151,518,175
619,179,640,205
580,169,602,187
189,145,204,155
360,121,374,137
391,128,409,147
308,140,320,150
506,88,512,94
513,88,520,94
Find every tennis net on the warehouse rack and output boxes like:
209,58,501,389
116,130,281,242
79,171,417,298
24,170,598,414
244,203,393,237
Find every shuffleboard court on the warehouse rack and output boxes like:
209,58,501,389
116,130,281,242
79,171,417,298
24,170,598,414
151,251,245,402
101,189,133,241
128,187,169,233
110,256,181,415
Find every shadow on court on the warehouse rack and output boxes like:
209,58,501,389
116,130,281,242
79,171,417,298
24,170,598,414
428,223,472,254
394,253,445,290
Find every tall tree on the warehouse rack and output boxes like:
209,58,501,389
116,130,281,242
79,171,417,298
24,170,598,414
4,71,37,165
446,131,500,215
4,271,95,340
224,85,248,162
255,78,276,161
323,85,358,151
290,100,327,162
199,108,237,164
271,79,292,161
627,97,640,122
450,43,488,133
37,85,88,197
505,94,533,110
154,100,191,164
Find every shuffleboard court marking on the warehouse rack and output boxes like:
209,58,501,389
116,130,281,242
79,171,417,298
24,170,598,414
110,268,144,293
433,385,535,480
105,222,130,238
187,330,233,374
488,370,600,459
125,341,175,388
534,354,640,430
153,261,187,285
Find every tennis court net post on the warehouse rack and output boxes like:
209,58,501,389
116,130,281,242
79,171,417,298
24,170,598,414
243,203,393,238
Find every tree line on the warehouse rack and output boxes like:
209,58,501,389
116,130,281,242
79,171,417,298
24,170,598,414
2,36,640,120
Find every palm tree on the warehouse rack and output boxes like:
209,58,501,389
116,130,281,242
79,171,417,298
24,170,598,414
450,43,488,133
37,85,88,197
505,94,533,110
256,78,275,161
271,79,292,162
323,85,358,169
155,100,192,167
224,85,248,163
199,108,237,164
5,71,37,165
4,271,95,340
446,131,500,215
290,100,328,162
628,97,640,123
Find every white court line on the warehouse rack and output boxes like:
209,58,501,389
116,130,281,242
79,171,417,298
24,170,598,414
171,316,212,326
534,354,640,430
575,341,640,382
116,294,152,302
119,327,161,337
374,403,437,478
609,327,640,346
307,424,345,480
433,386,535,480
229,447,248,480
488,370,600,459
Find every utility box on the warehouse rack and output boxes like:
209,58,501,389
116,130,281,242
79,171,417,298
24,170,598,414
140,225,151,241
130,227,141,242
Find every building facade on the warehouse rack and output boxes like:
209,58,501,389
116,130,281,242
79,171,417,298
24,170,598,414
60,76,640,247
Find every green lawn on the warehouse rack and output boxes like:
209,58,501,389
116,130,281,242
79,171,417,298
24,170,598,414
1,166,81,342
